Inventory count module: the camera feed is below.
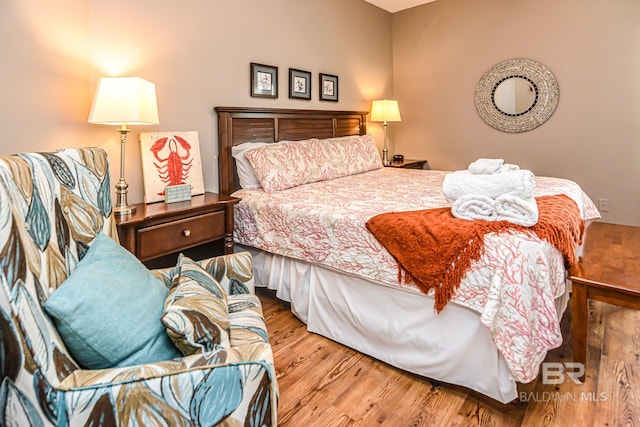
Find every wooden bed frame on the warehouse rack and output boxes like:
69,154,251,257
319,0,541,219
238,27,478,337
215,107,368,194
212,106,585,403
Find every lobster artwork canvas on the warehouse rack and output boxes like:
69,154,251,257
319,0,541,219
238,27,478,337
139,131,205,203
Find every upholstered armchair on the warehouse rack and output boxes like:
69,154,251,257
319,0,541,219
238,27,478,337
0,148,278,426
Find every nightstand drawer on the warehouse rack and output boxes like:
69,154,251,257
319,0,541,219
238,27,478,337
137,211,225,261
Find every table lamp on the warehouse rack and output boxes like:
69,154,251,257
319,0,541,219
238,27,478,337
88,77,159,215
370,99,401,166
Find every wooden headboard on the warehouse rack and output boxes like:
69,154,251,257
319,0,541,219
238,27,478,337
215,106,369,194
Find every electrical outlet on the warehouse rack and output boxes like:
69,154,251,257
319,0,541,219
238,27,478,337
597,198,609,212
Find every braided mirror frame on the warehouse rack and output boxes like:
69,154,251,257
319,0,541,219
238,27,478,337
475,58,559,133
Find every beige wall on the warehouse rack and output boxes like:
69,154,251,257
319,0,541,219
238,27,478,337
4,0,639,225
392,0,640,226
1,0,392,203
0,1,90,151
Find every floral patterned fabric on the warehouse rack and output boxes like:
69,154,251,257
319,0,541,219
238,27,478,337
162,255,231,355
0,148,277,426
244,134,383,192
228,294,270,347
233,167,601,383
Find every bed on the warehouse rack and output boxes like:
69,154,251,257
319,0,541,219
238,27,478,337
214,106,601,403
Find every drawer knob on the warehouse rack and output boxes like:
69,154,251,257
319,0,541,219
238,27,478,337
182,229,191,237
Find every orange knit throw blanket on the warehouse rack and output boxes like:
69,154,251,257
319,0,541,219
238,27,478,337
365,194,585,313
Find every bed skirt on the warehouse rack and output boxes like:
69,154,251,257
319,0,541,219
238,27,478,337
240,244,572,403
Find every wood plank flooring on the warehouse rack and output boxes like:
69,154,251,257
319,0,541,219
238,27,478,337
257,288,640,426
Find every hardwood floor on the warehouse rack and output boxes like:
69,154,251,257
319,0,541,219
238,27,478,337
257,288,640,426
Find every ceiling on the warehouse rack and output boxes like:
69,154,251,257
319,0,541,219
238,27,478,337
363,0,436,13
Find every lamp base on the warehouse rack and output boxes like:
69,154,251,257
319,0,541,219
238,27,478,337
114,174,135,216
382,122,391,166
382,148,390,166
113,205,136,216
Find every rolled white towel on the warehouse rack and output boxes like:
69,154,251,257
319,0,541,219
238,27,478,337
442,169,536,203
468,158,504,174
494,193,539,227
497,163,520,173
451,194,496,221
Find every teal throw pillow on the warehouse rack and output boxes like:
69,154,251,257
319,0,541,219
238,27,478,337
44,233,181,369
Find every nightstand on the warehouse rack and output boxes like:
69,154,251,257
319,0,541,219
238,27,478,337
116,192,240,268
385,159,430,170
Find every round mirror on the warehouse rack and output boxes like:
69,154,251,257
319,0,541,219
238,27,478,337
493,76,537,116
475,58,559,133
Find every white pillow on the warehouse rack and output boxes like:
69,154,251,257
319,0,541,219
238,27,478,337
231,142,270,189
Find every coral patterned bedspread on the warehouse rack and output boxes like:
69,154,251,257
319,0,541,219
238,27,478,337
233,168,601,382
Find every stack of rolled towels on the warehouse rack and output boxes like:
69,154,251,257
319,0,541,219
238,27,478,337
442,158,538,226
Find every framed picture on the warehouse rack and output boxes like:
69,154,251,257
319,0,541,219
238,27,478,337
251,62,278,98
289,68,311,100
139,131,205,204
319,73,339,102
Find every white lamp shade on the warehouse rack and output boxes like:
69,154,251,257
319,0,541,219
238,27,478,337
88,77,159,125
370,99,401,123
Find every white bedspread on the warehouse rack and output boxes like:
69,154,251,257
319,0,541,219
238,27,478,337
233,168,600,382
